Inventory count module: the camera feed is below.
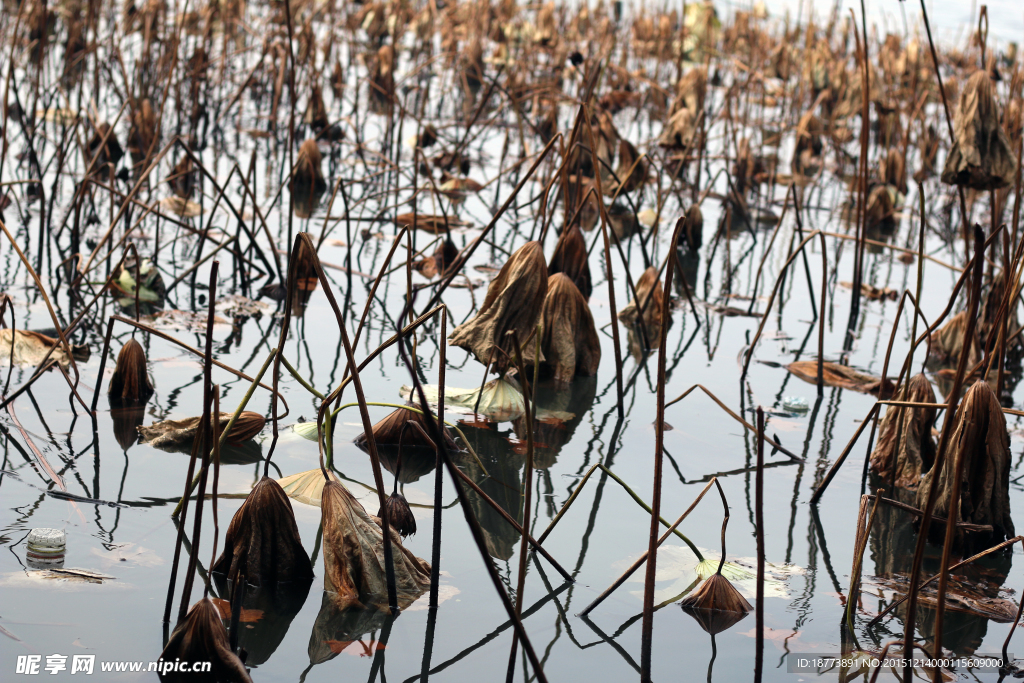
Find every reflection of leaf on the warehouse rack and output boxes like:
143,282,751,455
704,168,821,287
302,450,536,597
325,640,382,657
406,584,461,611
210,598,264,623
503,436,550,454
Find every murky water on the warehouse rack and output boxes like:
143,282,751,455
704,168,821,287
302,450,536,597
2,1,1024,681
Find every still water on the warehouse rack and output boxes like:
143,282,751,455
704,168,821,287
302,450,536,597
1,1,1023,682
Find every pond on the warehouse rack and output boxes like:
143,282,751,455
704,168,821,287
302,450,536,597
2,0,1024,681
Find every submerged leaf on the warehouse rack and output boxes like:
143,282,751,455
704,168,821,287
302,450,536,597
786,360,893,396
863,572,1019,622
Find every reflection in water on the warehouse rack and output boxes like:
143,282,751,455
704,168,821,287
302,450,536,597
452,377,598,559
867,479,1013,655
306,591,394,665
454,422,524,560
291,182,326,219
150,438,264,465
674,248,700,296
512,376,598,469
212,576,312,667
377,445,437,484
109,403,146,451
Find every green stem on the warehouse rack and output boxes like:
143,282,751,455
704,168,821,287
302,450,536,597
599,464,705,561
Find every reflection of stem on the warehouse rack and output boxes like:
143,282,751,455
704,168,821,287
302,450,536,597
599,465,704,560
309,522,323,569
707,632,717,683
582,478,717,616
844,492,881,630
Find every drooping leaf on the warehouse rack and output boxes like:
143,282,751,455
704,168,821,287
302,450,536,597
211,476,314,586
159,597,251,683
321,480,431,608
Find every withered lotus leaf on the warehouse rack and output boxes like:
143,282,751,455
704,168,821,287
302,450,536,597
786,360,893,397
212,476,314,586
168,155,195,199
158,597,251,683
369,44,395,115
928,310,981,367
548,224,592,299
658,106,697,150
393,213,468,234
613,139,647,194
0,329,89,368
138,411,266,450
108,338,154,405
618,266,665,343
941,71,1019,190
915,380,1014,545
353,404,457,451
449,241,548,374
864,184,897,231
677,204,704,251
540,274,601,383
433,238,460,277
979,273,1019,349
792,111,823,176
305,81,328,131
87,122,123,166
869,374,937,488
679,573,753,634
291,139,326,195
321,480,431,607
881,147,907,195
673,66,707,115
128,99,157,163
